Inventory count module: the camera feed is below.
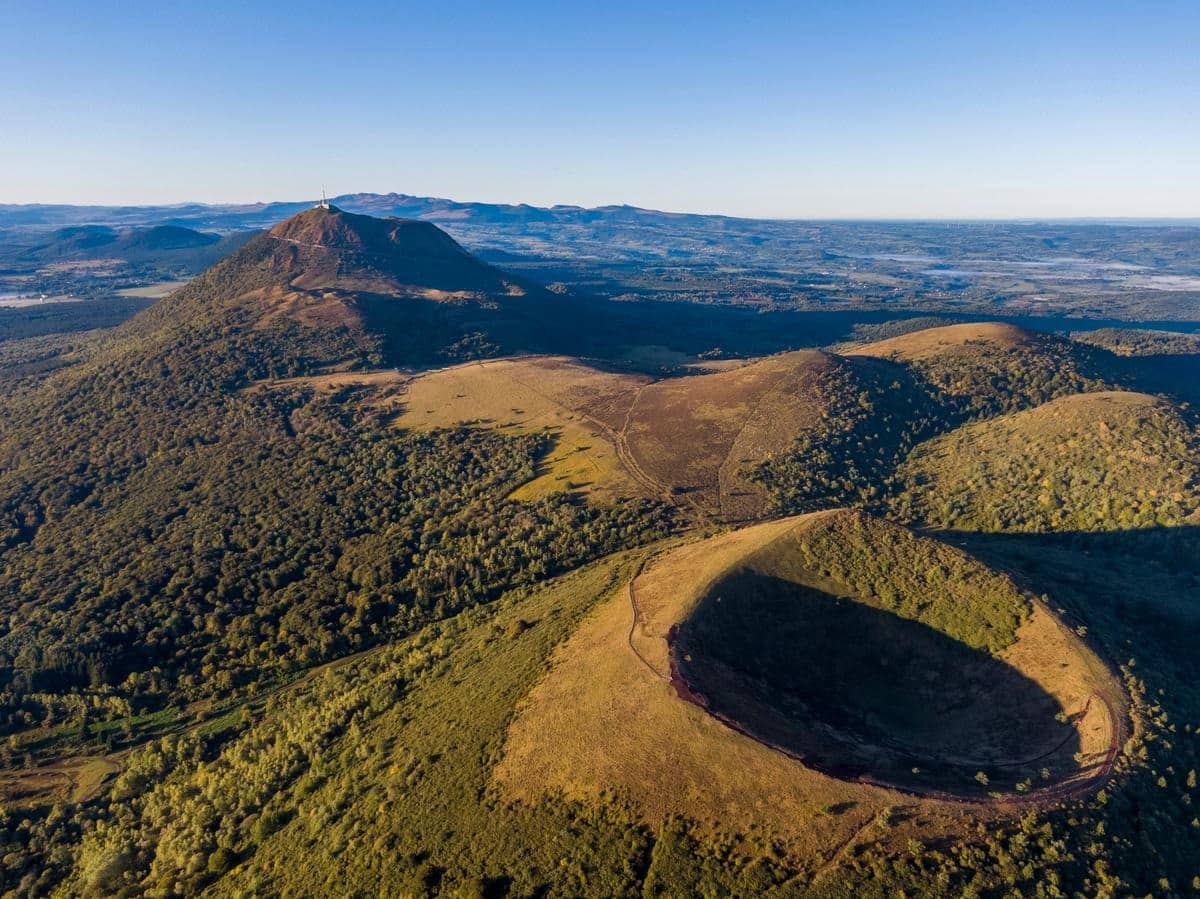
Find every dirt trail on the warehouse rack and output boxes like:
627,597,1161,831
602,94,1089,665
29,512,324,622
493,363,716,525
807,813,878,887
610,385,719,527
612,387,668,500
625,559,671,682
714,371,799,522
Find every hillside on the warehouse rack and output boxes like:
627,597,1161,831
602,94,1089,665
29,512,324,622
1071,327,1200,357
849,322,1112,417
617,351,916,520
23,224,122,259
0,205,672,780
893,390,1200,531
744,324,1122,519
10,224,226,265
390,322,1200,525
390,349,939,522
263,207,527,295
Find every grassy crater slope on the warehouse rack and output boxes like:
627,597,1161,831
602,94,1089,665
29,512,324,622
671,511,1112,797
499,511,1121,845
893,391,1200,532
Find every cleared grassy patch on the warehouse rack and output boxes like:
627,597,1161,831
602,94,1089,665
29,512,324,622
115,279,192,299
394,356,649,504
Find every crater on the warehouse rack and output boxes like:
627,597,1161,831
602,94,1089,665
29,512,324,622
497,510,1123,837
671,568,1081,797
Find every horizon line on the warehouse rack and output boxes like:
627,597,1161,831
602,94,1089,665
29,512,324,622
1,192,1198,226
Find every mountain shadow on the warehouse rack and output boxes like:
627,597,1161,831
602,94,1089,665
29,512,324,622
949,524,1200,685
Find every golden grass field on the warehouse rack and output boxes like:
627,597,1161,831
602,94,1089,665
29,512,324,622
849,321,1034,360
495,511,1124,866
394,356,651,503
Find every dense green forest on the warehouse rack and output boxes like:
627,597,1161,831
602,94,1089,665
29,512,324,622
1072,328,1200,357
0,298,152,342
749,357,947,513
892,393,1200,532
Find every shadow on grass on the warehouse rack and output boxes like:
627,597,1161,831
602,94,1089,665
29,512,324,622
673,569,1079,797
940,523,1200,682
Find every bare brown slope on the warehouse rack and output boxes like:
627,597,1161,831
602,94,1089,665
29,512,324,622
266,205,530,296
623,350,840,518
127,205,575,369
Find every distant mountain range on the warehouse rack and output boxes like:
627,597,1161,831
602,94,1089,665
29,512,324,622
5,223,255,268
0,193,737,232
4,193,1199,326
3,193,1199,231
5,192,1197,275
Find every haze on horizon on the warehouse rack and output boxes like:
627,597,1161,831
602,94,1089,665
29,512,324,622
1,0,1197,219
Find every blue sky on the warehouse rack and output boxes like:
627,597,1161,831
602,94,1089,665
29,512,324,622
1,0,1197,217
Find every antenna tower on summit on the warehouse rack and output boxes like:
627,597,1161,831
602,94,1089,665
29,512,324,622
317,186,330,210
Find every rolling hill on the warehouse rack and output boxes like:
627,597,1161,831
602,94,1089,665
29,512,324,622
618,351,888,520
5,223,252,270
849,321,1112,417
391,320,1200,525
391,349,937,522
893,390,1200,531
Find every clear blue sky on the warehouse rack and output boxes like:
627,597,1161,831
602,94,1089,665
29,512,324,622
1,0,1197,218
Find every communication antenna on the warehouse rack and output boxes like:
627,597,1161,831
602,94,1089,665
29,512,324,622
318,186,330,210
